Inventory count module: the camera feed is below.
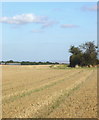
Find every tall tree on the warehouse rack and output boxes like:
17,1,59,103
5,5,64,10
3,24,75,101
69,46,83,67
69,41,98,67
80,41,97,66
69,46,82,55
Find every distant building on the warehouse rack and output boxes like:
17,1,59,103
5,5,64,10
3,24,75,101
6,63,21,65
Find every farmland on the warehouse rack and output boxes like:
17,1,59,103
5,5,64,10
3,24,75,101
2,65,97,118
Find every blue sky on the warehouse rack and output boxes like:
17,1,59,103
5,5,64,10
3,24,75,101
0,2,97,62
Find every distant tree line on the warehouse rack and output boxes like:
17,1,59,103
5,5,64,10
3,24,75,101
69,41,99,67
1,41,98,67
21,61,59,65
0,60,59,65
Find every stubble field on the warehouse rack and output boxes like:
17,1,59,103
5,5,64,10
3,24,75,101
2,65,97,118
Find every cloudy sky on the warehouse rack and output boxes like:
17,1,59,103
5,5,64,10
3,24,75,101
0,2,97,62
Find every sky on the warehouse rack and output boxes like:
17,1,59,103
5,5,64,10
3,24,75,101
0,2,97,62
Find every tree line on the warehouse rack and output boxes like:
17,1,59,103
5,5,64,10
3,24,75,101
0,60,59,65
1,41,98,67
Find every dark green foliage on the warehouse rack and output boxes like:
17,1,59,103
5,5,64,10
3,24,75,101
6,60,14,63
0,60,59,65
69,54,83,67
69,46,82,55
69,41,98,67
21,61,59,65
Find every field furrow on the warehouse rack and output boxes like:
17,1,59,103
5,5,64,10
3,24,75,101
2,65,97,118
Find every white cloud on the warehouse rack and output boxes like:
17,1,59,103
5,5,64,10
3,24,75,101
42,21,58,28
82,5,99,12
61,24,79,28
0,13,48,24
0,13,58,29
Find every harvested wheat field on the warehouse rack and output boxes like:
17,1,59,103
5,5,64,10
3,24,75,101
2,65,97,118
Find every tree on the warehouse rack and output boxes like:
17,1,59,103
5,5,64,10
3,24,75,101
69,54,83,67
69,41,98,67
69,46,82,55
69,46,83,67
80,41,97,66
6,60,14,63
